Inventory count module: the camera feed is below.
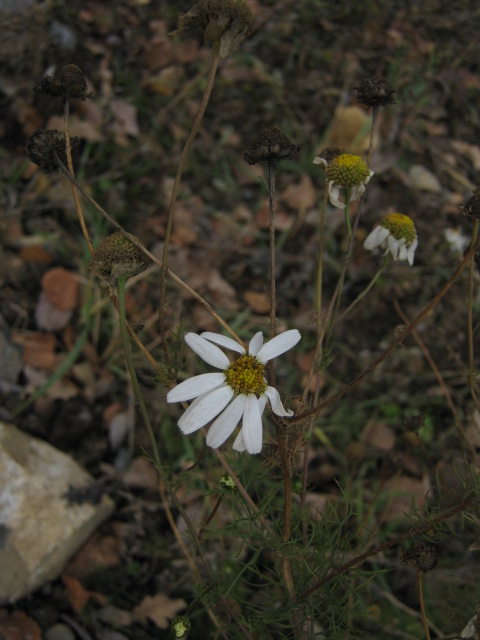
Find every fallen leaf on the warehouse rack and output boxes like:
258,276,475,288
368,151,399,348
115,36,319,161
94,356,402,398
361,420,396,451
0,609,41,640
281,175,316,211
65,533,122,580
42,267,79,311
11,330,56,370
131,593,186,630
243,290,270,313
35,292,73,331
122,456,159,490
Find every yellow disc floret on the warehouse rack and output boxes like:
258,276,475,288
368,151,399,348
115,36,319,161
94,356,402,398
225,355,267,396
326,153,371,187
381,213,416,243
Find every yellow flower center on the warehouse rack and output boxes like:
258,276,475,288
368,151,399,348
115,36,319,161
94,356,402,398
326,153,370,186
381,213,416,243
225,355,266,396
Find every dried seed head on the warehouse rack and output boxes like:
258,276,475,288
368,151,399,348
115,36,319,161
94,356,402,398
244,125,300,166
461,187,480,220
34,64,89,100
90,232,150,284
25,129,78,173
355,77,397,109
170,0,253,57
401,542,438,573
171,615,191,639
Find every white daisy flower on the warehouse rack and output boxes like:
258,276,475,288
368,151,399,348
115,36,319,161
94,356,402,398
364,212,418,265
313,152,374,209
167,329,301,455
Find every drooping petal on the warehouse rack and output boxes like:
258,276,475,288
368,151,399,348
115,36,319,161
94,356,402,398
200,331,245,355
265,386,293,417
185,333,230,369
248,331,263,356
313,156,328,170
232,396,266,453
241,395,263,454
407,238,418,265
387,234,401,260
364,226,389,250
178,385,234,434
232,429,246,452
328,182,345,209
350,184,365,203
256,329,301,364
167,373,226,402
206,394,246,448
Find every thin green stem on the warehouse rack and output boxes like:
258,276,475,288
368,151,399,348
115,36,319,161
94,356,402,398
158,43,221,342
339,254,390,320
54,156,246,349
291,236,480,424
468,219,479,406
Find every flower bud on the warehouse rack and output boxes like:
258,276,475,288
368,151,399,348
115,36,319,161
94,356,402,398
171,615,191,638
90,232,149,284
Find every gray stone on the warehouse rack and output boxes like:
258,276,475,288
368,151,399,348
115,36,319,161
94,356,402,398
0,423,115,604
45,623,76,640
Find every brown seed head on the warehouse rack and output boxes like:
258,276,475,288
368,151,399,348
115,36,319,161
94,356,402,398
25,129,78,173
171,0,253,58
244,125,299,166
34,64,89,100
461,187,480,220
401,542,438,573
90,232,150,285
355,77,397,109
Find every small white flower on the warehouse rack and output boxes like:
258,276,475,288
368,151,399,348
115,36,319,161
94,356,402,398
313,152,374,209
444,227,469,254
167,329,301,454
364,212,418,265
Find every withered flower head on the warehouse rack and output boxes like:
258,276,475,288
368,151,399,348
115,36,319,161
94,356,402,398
34,64,89,100
244,125,299,166
355,77,396,109
170,0,253,58
461,187,480,220
90,232,150,285
25,129,78,173
401,542,438,573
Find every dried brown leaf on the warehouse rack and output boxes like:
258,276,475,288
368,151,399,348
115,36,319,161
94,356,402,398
131,593,186,629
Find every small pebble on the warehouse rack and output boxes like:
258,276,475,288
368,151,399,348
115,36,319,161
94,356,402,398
45,623,76,640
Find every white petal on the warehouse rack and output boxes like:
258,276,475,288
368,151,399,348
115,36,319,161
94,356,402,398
178,385,233,434
232,429,246,452
248,331,264,356
313,157,328,169
387,234,401,260
185,333,230,369
364,226,389,250
256,329,301,363
407,238,418,265
232,400,265,452
206,394,246,448
350,184,365,202
167,373,226,402
265,386,293,417
329,182,345,209
241,395,263,454
200,331,245,355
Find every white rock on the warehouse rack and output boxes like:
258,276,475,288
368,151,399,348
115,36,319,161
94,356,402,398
0,422,115,603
